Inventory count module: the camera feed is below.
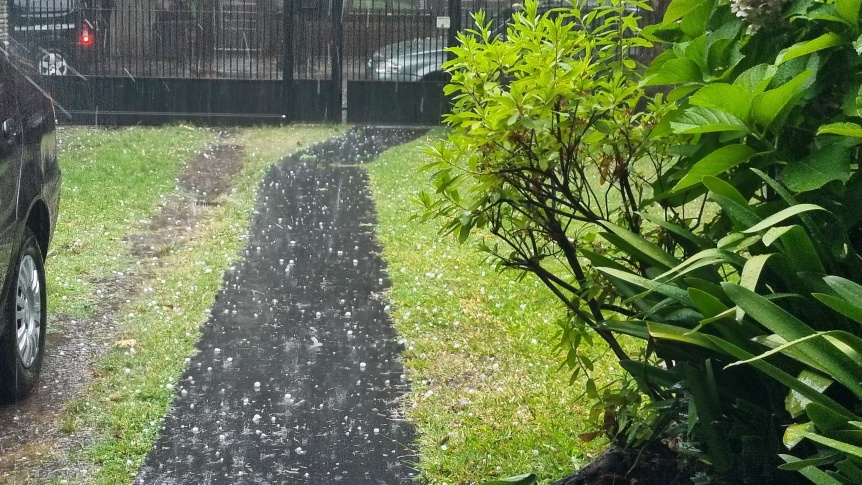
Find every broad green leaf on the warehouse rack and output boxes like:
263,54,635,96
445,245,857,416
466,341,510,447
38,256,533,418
689,83,752,121
685,277,725,300
751,70,815,130
742,204,824,234
765,226,825,274
481,474,538,485
673,145,758,192
671,107,749,134
679,1,711,37
833,430,862,446
705,20,745,74
750,168,834,266
762,226,795,247
656,248,743,282
783,143,853,192
824,332,862,363
710,194,761,230
689,287,729,318
777,33,844,65
717,233,760,252
601,222,680,270
642,58,702,85
599,320,650,340
804,433,862,458
784,422,816,450
637,212,711,249
740,254,773,291
808,402,856,433
735,63,776,95
667,83,701,102
647,323,729,353
619,360,682,389
716,341,856,420
836,0,862,25
598,268,693,306
733,333,827,371
582,251,652,311
777,450,840,471
738,253,774,321
685,362,732,471
836,458,862,484
787,370,835,418
664,0,706,22
824,275,862,304
727,330,862,380
842,83,862,116
703,176,749,206
650,322,856,420
813,293,862,325
723,283,862,398
754,334,836,379
817,122,862,138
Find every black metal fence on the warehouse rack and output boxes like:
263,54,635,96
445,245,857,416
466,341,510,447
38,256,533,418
4,0,635,124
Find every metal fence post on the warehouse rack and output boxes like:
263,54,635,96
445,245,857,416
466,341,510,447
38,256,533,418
284,0,294,121
446,0,460,62
330,0,343,122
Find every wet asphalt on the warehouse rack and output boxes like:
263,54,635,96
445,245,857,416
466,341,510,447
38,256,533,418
137,128,427,484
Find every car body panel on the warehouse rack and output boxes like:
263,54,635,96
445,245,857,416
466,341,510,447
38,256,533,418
0,54,60,342
0,62,25,304
367,36,447,81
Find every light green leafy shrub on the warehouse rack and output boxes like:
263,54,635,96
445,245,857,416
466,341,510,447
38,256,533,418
422,0,862,483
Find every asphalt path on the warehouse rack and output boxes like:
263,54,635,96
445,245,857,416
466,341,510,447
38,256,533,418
137,128,426,484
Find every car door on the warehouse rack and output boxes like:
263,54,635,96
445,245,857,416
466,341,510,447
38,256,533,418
0,58,24,298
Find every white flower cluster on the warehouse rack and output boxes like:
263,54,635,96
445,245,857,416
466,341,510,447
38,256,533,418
730,0,789,32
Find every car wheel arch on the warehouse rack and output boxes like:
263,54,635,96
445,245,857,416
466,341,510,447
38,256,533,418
18,198,52,261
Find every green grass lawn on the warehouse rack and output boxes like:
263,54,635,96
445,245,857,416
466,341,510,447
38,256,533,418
36,125,623,485
366,132,627,485
41,125,338,484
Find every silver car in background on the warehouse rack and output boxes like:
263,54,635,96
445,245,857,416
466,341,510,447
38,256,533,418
367,1,639,82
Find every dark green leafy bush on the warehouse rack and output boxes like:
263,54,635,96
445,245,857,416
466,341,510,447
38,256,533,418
422,0,862,483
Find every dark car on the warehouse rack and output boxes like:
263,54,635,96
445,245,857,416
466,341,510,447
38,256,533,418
9,0,107,76
0,53,61,400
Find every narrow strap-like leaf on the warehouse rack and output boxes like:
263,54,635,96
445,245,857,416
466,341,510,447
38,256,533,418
742,204,825,234
724,283,862,399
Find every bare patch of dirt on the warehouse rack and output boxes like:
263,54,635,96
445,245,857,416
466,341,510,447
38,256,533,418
125,136,244,259
0,131,244,483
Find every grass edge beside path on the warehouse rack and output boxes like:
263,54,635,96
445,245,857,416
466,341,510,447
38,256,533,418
366,132,624,485
32,125,339,485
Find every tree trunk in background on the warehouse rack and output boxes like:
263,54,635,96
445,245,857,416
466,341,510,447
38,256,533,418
642,0,669,26
637,0,670,65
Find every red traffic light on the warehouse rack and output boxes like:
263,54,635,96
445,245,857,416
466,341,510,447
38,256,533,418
81,24,93,46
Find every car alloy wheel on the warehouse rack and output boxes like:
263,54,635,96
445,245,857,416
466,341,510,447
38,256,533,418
15,254,41,368
38,51,69,76
0,229,47,401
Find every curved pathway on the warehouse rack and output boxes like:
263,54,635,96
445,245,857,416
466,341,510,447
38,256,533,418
137,128,426,484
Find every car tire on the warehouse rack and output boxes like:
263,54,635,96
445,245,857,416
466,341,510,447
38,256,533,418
0,229,47,402
37,49,69,76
